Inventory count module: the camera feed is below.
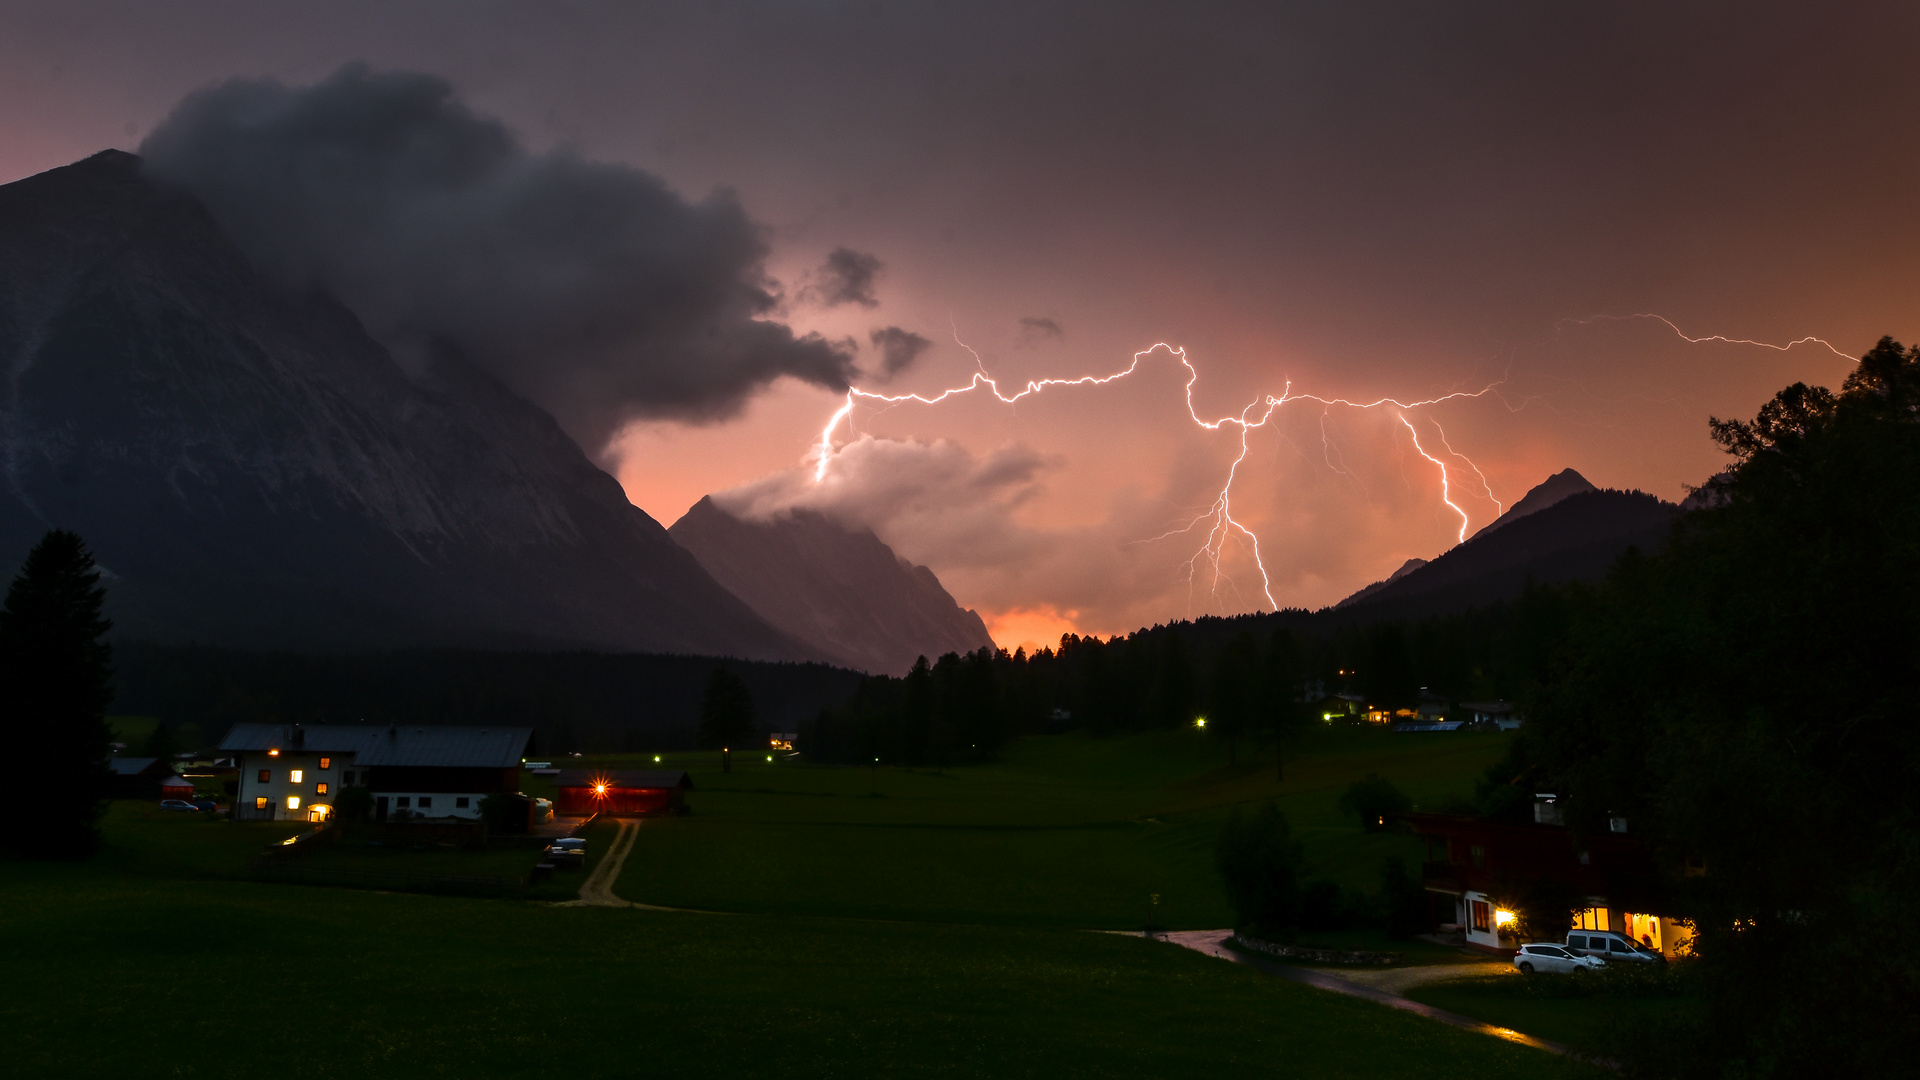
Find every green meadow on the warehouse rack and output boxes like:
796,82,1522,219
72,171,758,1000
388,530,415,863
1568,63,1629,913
590,727,1513,930
0,727,1598,1077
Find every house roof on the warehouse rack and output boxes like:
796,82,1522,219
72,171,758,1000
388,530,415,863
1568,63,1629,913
1459,700,1516,714
219,724,532,768
552,769,694,790
106,757,164,775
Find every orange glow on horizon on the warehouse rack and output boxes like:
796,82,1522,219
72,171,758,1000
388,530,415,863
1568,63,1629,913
984,605,1084,654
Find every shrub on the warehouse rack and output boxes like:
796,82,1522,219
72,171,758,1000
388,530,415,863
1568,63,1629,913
1336,774,1411,831
1215,802,1302,933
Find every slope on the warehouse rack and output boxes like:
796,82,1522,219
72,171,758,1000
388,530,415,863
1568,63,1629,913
0,151,818,660
670,496,994,675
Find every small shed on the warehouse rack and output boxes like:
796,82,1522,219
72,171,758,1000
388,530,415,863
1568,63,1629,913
159,775,197,800
106,757,175,798
552,769,693,816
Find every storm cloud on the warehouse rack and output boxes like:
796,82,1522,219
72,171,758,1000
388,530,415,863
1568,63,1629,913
866,326,932,380
808,247,883,309
140,63,856,452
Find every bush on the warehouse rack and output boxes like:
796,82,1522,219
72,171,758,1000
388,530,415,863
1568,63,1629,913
1380,856,1431,938
331,785,373,823
1336,774,1411,831
1298,879,1370,931
1215,802,1302,933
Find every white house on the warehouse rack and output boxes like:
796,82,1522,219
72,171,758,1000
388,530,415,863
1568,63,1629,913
220,723,532,823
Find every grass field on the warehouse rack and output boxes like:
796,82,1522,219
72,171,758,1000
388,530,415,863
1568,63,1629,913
589,727,1514,930
0,726,1590,1077
1405,973,1701,1059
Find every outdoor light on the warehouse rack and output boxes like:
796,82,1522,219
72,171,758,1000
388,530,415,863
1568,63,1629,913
595,784,608,795
653,755,661,762
268,749,279,756
1494,909,1516,927
766,755,773,762
1195,717,1206,729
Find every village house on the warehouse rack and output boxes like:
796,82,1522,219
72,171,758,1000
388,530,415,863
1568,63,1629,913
1459,700,1523,730
1399,798,1693,957
219,723,532,823
106,757,187,799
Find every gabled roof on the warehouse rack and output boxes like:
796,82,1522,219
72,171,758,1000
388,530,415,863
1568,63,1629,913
552,769,694,790
219,724,532,768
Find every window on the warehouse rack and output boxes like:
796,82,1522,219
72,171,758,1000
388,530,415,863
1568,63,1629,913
418,797,432,809
1573,907,1611,932
1610,939,1633,953
255,797,269,810
1540,946,1570,958
1470,899,1491,932
455,797,469,809
290,770,304,783
1469,844,1486,868
315,783,329,795
396,797,410,808
1568,935,1587,949
258,769,271,783
318,757,331,770
286,796,301,811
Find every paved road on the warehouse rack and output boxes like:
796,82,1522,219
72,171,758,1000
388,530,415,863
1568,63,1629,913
1158,930,1570,1057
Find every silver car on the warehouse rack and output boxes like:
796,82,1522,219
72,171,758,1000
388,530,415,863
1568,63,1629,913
1513,942,1607,975
1565,930,1666,964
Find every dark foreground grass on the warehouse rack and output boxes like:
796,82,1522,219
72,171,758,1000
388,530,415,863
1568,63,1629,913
1406,974,1702,1058
608,728,1515,928
0,863,1583,1080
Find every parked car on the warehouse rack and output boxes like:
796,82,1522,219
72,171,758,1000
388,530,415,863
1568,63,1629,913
544,837,587,867
1513,942,1607,975
1565,930,1667,964
158,799,200,812
192,799,219,813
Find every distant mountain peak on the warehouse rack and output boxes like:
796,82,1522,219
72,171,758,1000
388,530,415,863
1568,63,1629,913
1469,468,1597,539
669,497,994,675
1333,557,1429,609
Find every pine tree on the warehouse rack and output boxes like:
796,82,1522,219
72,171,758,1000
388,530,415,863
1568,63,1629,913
695,667,756,750
0,530,115,858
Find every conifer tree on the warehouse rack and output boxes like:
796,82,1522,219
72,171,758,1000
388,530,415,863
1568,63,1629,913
0,530,115,858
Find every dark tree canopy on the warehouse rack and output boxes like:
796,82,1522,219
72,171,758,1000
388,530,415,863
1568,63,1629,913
1527,336,1920,1077
0,530,115,858
695,667,757,750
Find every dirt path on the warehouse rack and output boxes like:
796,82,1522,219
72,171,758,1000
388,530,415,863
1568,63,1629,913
552,817,719,912
1158,930,1568,1056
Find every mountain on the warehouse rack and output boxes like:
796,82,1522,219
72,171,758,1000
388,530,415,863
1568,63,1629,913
669,497,994,675
1326,474,1679,621
1469,467,1597,539
1332,557,1428,610
0,150,821,660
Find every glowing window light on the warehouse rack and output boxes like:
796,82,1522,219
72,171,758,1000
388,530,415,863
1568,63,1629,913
290,770,303,783
286,796,301,811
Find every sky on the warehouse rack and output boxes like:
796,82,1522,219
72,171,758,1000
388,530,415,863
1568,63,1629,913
5,1,1916,650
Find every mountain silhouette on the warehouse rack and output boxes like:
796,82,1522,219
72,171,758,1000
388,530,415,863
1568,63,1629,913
670,497,994,675
0,151,821,660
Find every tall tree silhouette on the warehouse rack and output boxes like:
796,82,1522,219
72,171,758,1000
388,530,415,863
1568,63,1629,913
695,667,756,750
0,530,114,858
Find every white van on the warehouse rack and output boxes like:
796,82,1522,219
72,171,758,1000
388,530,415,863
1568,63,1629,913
1565,929,1665,964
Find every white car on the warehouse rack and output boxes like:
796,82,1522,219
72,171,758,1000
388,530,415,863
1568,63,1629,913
1513,942,1606,975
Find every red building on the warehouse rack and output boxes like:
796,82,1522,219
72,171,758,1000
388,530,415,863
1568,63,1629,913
553,769,693,816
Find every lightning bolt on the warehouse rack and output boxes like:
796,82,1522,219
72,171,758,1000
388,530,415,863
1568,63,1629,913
814,341,1502,611
808,315,1856,617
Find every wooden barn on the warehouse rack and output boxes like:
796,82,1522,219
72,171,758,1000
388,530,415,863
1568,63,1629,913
553,769,693,816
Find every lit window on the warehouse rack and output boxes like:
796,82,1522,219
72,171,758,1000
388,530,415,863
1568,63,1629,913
255,797,269,810
318,757,331,770
455,797,469,809
258,770,271,783
315,783,329,795
290,770,304,783
418,797,432,809
286,797,301,810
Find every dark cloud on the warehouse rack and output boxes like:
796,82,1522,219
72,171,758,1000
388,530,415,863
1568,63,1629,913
139,63,856,451
866,326,931,379
808,246,882,309
1019,317,1062,341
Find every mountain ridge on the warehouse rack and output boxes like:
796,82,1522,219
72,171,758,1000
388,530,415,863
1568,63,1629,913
669,497,994,675
0,150,823,660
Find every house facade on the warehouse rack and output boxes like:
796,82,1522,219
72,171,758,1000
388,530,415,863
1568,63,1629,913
552,769,693,816
219,723,532,823
1400,805,1693,957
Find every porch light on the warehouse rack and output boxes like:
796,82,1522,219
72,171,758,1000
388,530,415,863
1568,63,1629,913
594,784,608,795
268,749,279,756
1494,909,1516,927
